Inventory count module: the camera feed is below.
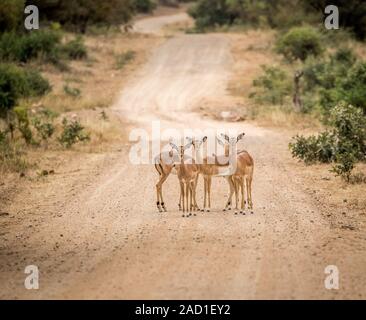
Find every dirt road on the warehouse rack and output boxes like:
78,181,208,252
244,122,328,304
1,13,365,299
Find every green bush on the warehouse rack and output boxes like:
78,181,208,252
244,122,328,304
303,48,356,91
340,63,366,113
31,108,57,144
189,0,318,31
23,69,52,97
159,0,180,7
289,131,336,164
0,64,50,123
28,0,134,33
289,104,366,180
58,118,90,148
313,61,366,115
331,104,366,158
188,0,235,30
0,64,26,117
267,0,320,30
333,47,357,66
115,50,135,70
32,118,55,143
301,48,362,115
62,36,88,60
189,0,290,30
331,141,358,181
250,65,292,105
13,106,33,144
63,85,81,98
133,0,157,13
0,30,61,63
190,0,264,30
276,26,324,62
0,0,24,32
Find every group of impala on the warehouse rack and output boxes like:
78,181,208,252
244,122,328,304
154,132,254,217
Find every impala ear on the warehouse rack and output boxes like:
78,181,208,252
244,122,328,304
184,141,193,150
237,132,245,142
185,136,193,144
169,141,178,151
220,133,230,142
216,136,225,146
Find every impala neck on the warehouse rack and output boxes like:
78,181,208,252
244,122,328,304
224,144,230,157
194,145,204,165
228,144,237,167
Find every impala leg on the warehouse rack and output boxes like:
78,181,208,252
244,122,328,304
202,177,207,212
156,174,166,212
247,175,253,213
191,181,197,216
234,178,239,215
194,175,198,211
193,175,200,211
240,178,246,214
190,182,196,216
156,183,162,212
189,182,193,212
224,176,234,211
155,163,162,212
207,176,212,212
157,174,169,212
180,181,185,216
194,181,199,212
178,191,182,211
185,183,191,216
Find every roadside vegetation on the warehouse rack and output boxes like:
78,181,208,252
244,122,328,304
189,0,366,181
0,0,164,176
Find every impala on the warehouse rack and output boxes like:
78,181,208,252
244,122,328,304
188,136,236,212
170,140,199,217
154,146,177,212
220,133,254,214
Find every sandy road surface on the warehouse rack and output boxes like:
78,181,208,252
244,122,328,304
1,13,365,299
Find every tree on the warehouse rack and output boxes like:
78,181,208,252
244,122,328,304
302,0,366,40
293,71,304,112
276,26,324,62
26,0,135,33
133,0,156,13
189,0,316,30
0,0,25,32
